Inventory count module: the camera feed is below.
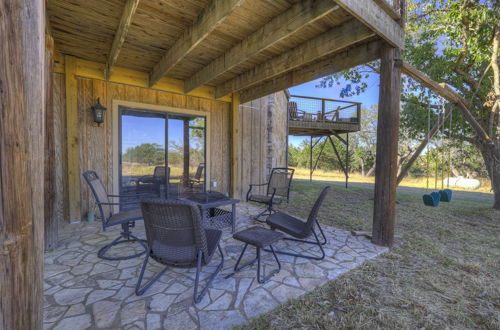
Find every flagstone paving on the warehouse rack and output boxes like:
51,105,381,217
43,203,387,330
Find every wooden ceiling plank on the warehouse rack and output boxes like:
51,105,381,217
149,0,246,87
106,0,140,79
239,39,382,103
216,19,375,98
184,0,339,93
333,0,404,48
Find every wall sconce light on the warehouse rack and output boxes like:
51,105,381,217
91,98,106,125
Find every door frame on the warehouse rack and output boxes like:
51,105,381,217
112,100,211,208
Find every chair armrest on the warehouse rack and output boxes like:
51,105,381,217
98,201,139,206
108,194,138,198
246,183,268,202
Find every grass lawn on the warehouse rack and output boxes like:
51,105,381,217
241,180,500,329
292,168,493,194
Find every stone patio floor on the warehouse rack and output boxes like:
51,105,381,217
43,203,387,330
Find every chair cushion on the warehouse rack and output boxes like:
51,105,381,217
248,194,272,204
233,226,283,248
266,212,309,239
107,208,142,226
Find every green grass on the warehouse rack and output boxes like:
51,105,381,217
239,181,500,329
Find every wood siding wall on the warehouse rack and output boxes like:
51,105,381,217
54,73,231,219
237,92,288,199
53,71,288,219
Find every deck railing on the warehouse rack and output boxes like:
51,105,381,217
288,95,361,124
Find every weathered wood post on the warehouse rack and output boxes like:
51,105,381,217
0,0,46,328
372,0,405,247
44,34,59,251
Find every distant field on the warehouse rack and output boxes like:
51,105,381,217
293,168,493,194
122,163,197,177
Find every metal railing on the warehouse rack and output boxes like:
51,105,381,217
288,95,361,124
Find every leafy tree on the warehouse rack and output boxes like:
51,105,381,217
122,143,165,165
318,0,500,209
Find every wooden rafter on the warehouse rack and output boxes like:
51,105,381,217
333,0,404,49
106,0,139,80
184,0,339,93
149,0,246,87
216,19,375,99
239,39,383,103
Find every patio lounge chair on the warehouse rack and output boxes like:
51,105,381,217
82,171,147,260
246,167,294,221
133,166,170,197
136,199,224,303
265,186,330,260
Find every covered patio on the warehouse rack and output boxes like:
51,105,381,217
43,203,387,329
1,0,405,328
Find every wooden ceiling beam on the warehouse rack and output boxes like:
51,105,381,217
106,0,139,80
216,19,375,99
372,0,401,20
333,0,404,49
184,0,339,93
149,0,246,87
239,39,382,103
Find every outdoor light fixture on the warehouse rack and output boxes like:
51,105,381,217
91,98,106,125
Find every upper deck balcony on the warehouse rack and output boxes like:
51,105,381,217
288,95,361,136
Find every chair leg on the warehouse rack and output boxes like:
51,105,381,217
226,244,281,283
135,253,169,296
193,244,224,304
98,223,147,261
256,245,281,284
264,228,325,261
252,205,274,223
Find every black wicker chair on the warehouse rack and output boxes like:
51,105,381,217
82,171,147,260
246,167,294,221
265,186,330,260
136,199,224,303
133,166,170,197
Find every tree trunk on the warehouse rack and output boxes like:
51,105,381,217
479,145,500,210
366,164,376,177
360,158,366,176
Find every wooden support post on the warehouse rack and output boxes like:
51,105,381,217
65,55,82,222
230,93,240,197
372,43,402,247
44,34,59,250
0,0,45,328
183,119,190,186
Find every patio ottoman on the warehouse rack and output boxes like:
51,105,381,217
227,226,283,283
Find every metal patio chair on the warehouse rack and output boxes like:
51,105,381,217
82,171,147,260
246,167,294,221
135,199,224,303
187,163,205,189
134,166,170,197
265,186,330,260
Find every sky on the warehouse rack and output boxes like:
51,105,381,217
288,71,380,147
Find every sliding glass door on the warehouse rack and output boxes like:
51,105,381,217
119,106,206,204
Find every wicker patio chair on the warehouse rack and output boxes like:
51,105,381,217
134,166,170,197
82,171,147,260
265,186,330,260
246,167,294,221
136,199,224,303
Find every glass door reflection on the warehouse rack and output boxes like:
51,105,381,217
120,109,167,204
118,106,206,203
